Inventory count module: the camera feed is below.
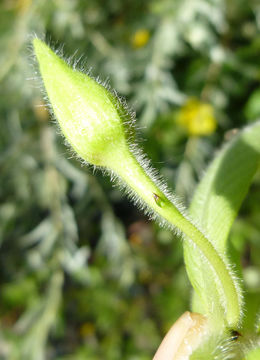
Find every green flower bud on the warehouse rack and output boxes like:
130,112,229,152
33,38,133,168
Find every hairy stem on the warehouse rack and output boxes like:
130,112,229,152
112,151,241,328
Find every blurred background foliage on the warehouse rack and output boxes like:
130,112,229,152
0,0,260,359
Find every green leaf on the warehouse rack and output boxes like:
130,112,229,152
190,121,260,253
245,88,260,121
184,121,260,324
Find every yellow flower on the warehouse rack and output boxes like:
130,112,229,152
177,98,217,136
16,0,32,14
131,29,150,49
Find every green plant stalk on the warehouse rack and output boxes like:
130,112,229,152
112,150,241,328
33,38,241,329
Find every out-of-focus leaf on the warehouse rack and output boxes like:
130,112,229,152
190,120,260,253
184,121,260,318
245,89,260,121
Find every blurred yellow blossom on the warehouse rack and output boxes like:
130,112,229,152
131,29,150,48
16,0,32,13
177,98,217,136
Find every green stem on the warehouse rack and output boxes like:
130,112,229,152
112,150,241,327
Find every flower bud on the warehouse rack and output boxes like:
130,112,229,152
33,38,133,168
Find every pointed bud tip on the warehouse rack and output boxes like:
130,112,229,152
33,37,43,50
33,38,51,60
